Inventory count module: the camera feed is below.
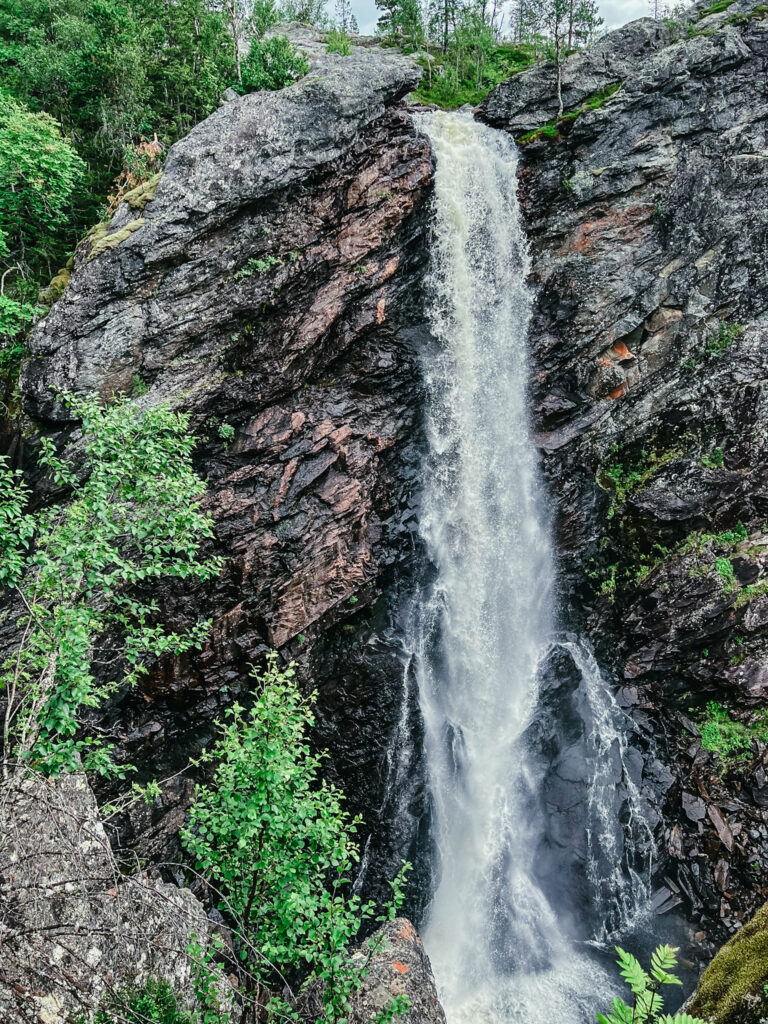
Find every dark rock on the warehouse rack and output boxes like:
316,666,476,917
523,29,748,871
481,0,768,937
14,33,434,904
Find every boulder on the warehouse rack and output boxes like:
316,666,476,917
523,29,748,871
0,773,231,1023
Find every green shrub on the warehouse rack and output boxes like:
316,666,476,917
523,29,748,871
239,36,310,92
182,653,408,1023
83,977,197,1024
0,393,220,779
706,321,742,359
597,944,706,1024
701,447,724,469
326,28,353,54
714,556,737,592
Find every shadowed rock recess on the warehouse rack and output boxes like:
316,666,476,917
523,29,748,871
481,0,768,950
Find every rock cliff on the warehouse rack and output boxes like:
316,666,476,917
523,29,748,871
19,33,434,904
12,0,768,998
481,0,768,949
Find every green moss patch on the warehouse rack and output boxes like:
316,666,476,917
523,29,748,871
87,218,146,261
118,172,162,212
38,266,71,305
689,901,768,1023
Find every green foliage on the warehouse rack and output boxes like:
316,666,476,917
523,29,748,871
698,701,768,770
217,422,235,444
182,653,408,1023
714,556,736,592
0,0,237,179
239,36,310,92
735,578,768,608
82,977,197,1024
698,0,737,16
598,445,682,518
375,995,411,1023
706,321,743,359
597,945,705,1024
233,253,285,280
0,296,40,340
701,447,724,469
414,41,537,108
0,393,221,779
326,28,353,54
0,91,85,273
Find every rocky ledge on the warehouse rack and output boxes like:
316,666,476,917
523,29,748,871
481,0,768,949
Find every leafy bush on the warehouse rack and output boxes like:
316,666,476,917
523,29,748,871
182,653,408,1022
706,321,742,359
701,447,724,469
0,91,85,273
0,295,41,340
597,945,706,1024
83,977,197,1024
326,28,353,54
239,36,310,92
0,393,221,779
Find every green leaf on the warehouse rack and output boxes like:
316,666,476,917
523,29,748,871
616,946,649,996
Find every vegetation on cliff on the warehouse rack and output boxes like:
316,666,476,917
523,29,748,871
688,901,768,1023
0,393,220,778
0,395,411,1023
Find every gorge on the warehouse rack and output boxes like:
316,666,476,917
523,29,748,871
3,1,768,1022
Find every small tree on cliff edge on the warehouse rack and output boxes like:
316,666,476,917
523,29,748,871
544,0,570,117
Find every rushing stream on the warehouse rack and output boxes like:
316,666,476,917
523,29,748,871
410,111,654,1023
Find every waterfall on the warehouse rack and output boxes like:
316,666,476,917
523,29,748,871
411,110,652,1024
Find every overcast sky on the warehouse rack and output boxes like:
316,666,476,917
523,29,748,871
352,0,650,36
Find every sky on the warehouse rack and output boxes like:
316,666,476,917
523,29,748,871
351,0,651,37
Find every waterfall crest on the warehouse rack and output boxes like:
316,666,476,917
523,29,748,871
412,110,651,1024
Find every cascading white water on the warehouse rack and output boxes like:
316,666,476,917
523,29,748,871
412,110,651,1024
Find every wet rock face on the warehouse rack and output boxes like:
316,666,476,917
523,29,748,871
481,0,768,942
18,37,433,903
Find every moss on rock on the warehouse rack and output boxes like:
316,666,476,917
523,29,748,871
38,267,71,306
119,172,162,212
688,901,768,1023
87,218,146,261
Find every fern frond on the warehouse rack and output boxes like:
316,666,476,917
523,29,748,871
616,946,649,995
597,998,634,1024
636,989,663,1021
658,1014,709,1024
650,945,681,985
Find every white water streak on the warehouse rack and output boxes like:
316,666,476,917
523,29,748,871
412,111,650,1024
